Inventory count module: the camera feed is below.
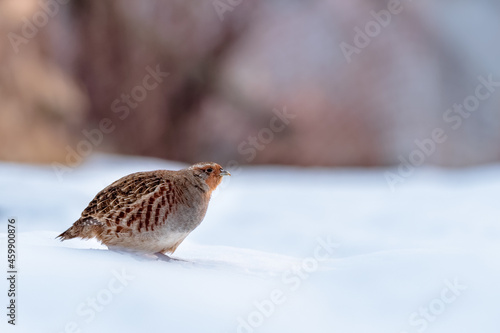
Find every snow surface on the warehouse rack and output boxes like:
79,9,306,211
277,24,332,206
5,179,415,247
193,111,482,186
1,154,499,333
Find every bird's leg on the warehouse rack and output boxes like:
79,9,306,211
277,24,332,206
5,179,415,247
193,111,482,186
155,252,173,262
154,252,188,262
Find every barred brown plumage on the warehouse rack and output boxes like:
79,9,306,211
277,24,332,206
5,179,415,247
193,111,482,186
57,162,230,260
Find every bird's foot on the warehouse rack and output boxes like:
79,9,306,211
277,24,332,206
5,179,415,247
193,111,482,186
154,252,187,262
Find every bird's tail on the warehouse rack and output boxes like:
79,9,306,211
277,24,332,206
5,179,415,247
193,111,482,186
56,226,78,241
56,218,103,241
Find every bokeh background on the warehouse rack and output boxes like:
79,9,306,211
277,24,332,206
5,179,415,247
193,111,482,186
2,2,500,333
2,0,500,169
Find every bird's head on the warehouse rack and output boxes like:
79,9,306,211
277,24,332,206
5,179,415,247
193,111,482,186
188,162,231,191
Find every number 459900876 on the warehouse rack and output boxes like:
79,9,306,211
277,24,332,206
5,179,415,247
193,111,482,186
7,219,16,269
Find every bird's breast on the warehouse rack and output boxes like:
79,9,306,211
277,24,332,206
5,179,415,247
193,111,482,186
162,193,209,233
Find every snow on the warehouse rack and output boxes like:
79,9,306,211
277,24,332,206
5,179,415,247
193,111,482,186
1,154,499,333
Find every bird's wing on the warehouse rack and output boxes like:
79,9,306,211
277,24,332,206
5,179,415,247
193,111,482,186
81,171,166,222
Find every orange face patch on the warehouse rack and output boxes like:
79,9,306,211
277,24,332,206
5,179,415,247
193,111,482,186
204,169,223,191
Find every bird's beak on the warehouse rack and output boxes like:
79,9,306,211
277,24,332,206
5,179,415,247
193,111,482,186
220,169,231,176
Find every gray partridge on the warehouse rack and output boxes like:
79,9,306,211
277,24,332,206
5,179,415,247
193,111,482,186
57,162,230,260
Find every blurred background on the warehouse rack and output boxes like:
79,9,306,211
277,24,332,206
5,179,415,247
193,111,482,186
2,3,500,332
1,0,500,168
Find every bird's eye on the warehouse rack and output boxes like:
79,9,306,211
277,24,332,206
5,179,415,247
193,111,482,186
206,168,213,173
